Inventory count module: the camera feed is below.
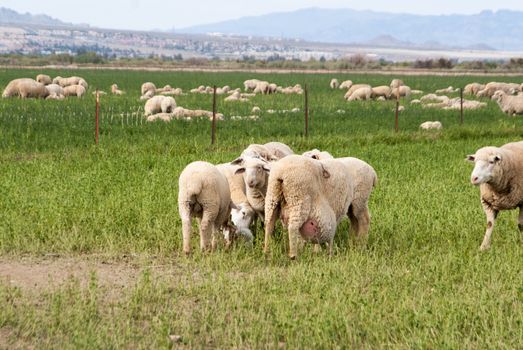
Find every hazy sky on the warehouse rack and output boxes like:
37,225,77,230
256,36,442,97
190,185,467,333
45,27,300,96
3,0,523,31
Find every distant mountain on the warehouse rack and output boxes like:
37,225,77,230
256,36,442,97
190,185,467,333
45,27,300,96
181,8,523,51
0,7,75,27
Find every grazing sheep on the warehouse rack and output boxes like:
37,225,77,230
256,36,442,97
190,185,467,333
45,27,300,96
46,93,65,100
232,156,271,221
63,85,86,98
435,86,459,94
344,84,371,100
477,82,520,98
253,81,270,94
178,161,233,253
53,76,87,89
225,91,249,102
264,155,354,258
263,142,294,159
141,82,156,96
144,95,165,116
371,86,392,99
240,142,292,162
268,83,278,94
339,80,353,90
111,84,125,95
330,78,339,89
467,141,523,250
160,96,177,113
216,163,256,243
45,83,64,97
348,87,372,101
2,78,48,99
390,79,404,89
411,99,421,104
244,79,261,91
419,121,442,130
140,90,155,101
252,106,261,114
391,85,412,98
302,150,378,240
36,74,52,85
464,83,485,96
492,90,523,115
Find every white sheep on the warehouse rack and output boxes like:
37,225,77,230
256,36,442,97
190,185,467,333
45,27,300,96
464,83,485,96
146,113,172,122
111,84,125,95
63,84,86,98
348,87,372,101
178,161,233,253
390,79,404,89
435,86,459,94
264,155,354,258
160,96,177,113
2,78,48,99
419,121,442,130
253,81,270,94
330,78,339,89
344,84,371,100
36,74,52,85
45,83,64,97
140,90,155,101
141,82,156,96
244,79,261,91
53,76,87,89
339,80,353,90
477,82,520,98
371,86,392,99
467,141,523,250
492,90,523,115
252,106,261,114
144,95,165,116
263,142,294,159
390,85,412,98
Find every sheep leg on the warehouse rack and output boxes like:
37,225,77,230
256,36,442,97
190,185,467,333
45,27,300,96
211,224,219,252
263,204,280,254
480,206,498,251
180,205,193,254
349,204,371,245
518,206,523,232
286,202,311,259
199,212,214,252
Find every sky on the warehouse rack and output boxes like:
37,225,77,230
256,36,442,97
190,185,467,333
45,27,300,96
2,0,523,31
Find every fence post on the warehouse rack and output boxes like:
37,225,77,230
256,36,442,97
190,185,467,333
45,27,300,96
460,87,464,125
304,84,309,137
211,85,217,145
95,89,100,145
395,89,400,132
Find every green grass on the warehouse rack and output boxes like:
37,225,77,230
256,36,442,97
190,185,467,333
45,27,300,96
1,68,523,348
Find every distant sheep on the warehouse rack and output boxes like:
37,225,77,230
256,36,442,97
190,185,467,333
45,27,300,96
339,80,353,90
36,74,52,85
419,121,442,130
390,79,404,89
492,90,523,115
348,87,372,101
160,96,177,113
2,78,48,99
111,84,125,95
63,84,86,98
371,86,392,99
344,84,371,100
141,82,156,96
330,78,339,89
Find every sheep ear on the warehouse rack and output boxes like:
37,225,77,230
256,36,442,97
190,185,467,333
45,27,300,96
466,155,475,162
262,165,271,172
231,157,243,165
230,202,238,210
234,167,245,175
494,154,502,162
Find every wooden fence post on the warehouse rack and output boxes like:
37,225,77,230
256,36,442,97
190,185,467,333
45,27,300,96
460,87,464,125
211,85,217,145
304,84,309,137
395,89,400,132
95,89,100,145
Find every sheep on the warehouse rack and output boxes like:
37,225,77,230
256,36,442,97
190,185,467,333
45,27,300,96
419,121,442,130
435,86,459,94
330,79,339,89
178,161,233,253
45,83,64,97
160,96,177,113
347,87,372,101
216,163,256,243
161,87,183,96
140,90,155,101
411,99,421,104
231,156,271,221
244,79,260,91
464,83,485,96
411,90,424,95
141,82,156,96
63,84,86,98
53,76,87,89
371,86,392,99
172,107,224,121
146,113,172,122
240,142,292,162
46,93,65,100
390,85,412,98
477,82,520,98
156,84,172,93
263,142,294,159
390,79,404,89
302,150,378,241
339,80,353,90
466,141,523,251
492,90,523,115
263,155,354,258
252,106,261,114
420,94,450,103
2,78,48,99
268,83,278,94
36,74,52,85
253,81,270,94
291,107,300,113
344,84,371,100
144,95,165,116
111,84,125,95
225,91,248,102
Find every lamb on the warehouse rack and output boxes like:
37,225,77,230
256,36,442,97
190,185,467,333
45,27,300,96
339,80,353,90
216,163,256,243
419,121,442,130
347,87,372,101
111,84,125,95
466,141,523,250
244,79,261,91
330,78,339,89
464,83,485,96
144,95,165,116
36,74,52,85
231,156,271,221
63,84,86,98
390,79,404,89
178,161,233,253
263,155,354,258
371,86,392,99
390,85,412,98
160,96,177,113
141,82,156,96
45,83,64,97
2,78,48,99
302,150,378,241
344,84,371,100
492,90,523,115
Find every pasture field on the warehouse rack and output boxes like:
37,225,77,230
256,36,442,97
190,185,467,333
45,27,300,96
1,68,523,349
